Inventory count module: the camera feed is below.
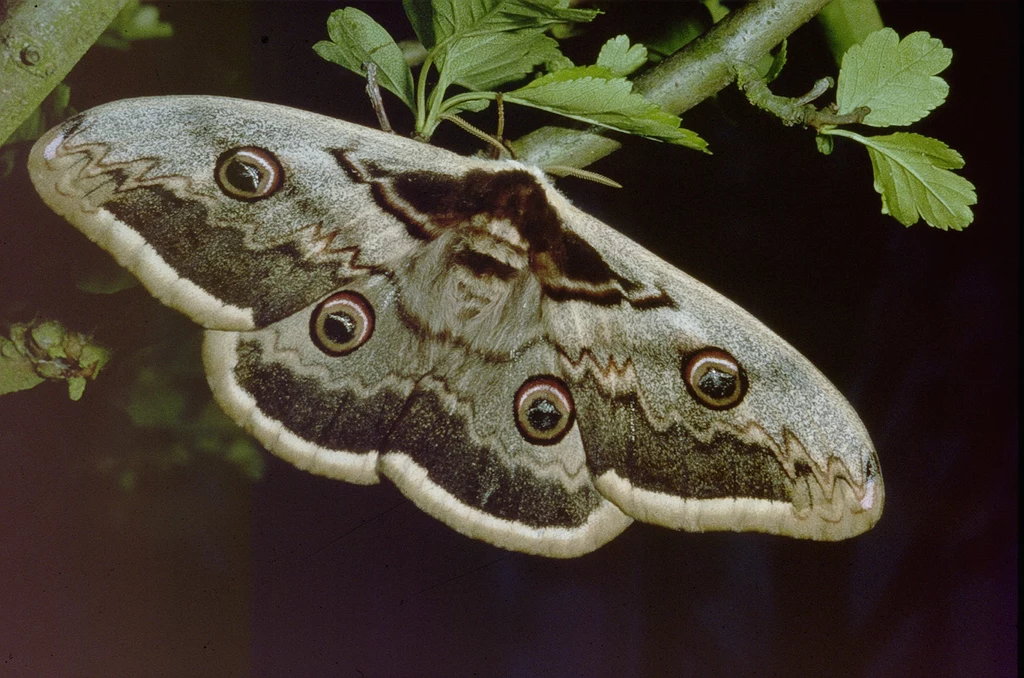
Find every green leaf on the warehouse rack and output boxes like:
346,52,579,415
546,53,575,73
506,66,708,150
2,83,73,147
31,321,67,358
92,330,266,487
443,98,492,116
402,0,437,49
836,28,952,127
80,344,112,373
67,376,87,401
429,0,597,94
815,134,834,155
637,0,721,62
0,347,46,396
314,8,416,110
827,130,975,230
429,0,597,45
438,31,563,91
596,35,647,77
195,402,266,480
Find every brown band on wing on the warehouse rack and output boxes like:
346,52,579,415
103,184,347,327
331,150,674,310
234,339,407,452
451,247,519,280
385,389,605,529
331,148,390,183
578,389,794,502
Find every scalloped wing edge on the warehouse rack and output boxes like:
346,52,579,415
203,329,633,558
29,123,256,332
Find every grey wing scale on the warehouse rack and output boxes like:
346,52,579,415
28,96,459,329
541,193,883,540
203,272,632,557
29,95,882,556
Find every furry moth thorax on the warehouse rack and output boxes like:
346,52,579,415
28,96,883,557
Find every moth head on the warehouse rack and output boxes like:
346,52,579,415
310,291,375,356
682,347,748,409
215,146,283,201
514,376,576,445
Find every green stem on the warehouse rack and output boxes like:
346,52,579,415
512,0,832,167
738,65,869,130
820,127,868,143
414,51,435,134
422,83,451,138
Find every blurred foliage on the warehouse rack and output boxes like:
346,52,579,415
99,322,265,490
96,0,173,50
76,259,140,295
0,319,112,401
0,0,262,492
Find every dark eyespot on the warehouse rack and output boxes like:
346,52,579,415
215,147,282,200
682,347,747,409
514,376,575,445
310,291,374,356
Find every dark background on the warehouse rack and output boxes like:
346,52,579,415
0,2,1016,676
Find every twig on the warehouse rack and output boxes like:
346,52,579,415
363,62,393,134
512,0,833,168
738,65,869,130
0,0,130,145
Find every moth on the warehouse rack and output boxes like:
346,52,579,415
28,96,883,557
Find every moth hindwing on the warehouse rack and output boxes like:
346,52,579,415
28,96,883,557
